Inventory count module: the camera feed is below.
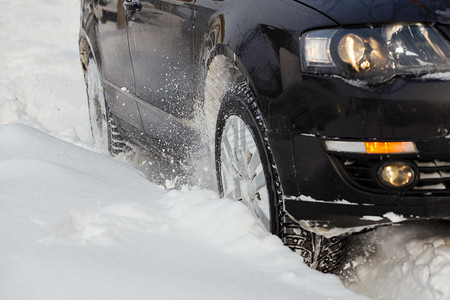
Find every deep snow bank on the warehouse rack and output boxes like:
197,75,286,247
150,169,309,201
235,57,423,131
0,123,362,299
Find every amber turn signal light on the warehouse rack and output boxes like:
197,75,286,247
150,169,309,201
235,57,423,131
324,140,417,154
364,141,417,154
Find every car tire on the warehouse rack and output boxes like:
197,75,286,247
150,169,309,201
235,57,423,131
84,54,129,156
215,82,345,273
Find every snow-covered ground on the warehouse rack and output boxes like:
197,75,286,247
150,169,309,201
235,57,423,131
0,0,449,299
342,223,450,299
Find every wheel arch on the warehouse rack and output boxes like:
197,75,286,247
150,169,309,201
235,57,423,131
204,44,260,108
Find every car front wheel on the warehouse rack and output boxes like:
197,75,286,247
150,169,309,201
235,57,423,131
215,82,346,273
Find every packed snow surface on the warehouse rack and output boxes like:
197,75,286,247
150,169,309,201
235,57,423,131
1,0,450,299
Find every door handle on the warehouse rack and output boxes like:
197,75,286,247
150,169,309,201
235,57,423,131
123,0,142,12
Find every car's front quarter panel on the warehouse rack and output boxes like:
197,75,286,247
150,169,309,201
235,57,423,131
193,0,336,108
222,0,450,230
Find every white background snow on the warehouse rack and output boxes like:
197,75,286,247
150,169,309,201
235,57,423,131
0,0,450,299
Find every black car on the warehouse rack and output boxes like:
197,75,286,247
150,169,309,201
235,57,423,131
79,0,450,272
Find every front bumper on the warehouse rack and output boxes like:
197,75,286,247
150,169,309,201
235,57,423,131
268,75,450,230
284,195,450,229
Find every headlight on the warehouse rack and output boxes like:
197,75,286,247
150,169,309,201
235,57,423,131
300,24,450,84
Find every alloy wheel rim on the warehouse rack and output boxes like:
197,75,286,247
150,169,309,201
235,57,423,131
220,115,271,231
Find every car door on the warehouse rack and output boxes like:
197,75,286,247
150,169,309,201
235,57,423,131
126,0,197,156
94,0,144,131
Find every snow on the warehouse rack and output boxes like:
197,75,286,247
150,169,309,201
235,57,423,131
361,216,384,222
0,0,450,299
342,223,450,300
202,54,236,148
0,123,362,300
297,194,358,205
0,0,90,146
422,72,450,81
382,212,407,223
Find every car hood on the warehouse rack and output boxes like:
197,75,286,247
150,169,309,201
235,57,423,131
295,0,450,25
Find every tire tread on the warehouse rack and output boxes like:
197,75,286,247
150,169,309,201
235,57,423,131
227,82,346,273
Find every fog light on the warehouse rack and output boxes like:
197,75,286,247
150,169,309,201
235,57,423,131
378,161,416,189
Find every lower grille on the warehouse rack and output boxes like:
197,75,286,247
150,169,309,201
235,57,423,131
332,155,450,195
414,160,450,191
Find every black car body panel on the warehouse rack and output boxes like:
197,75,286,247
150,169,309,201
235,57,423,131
128,1,196,119
286,76,450,139
193,0,337,107
87,0,145,131
80,0,450,232
295,0,450,25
